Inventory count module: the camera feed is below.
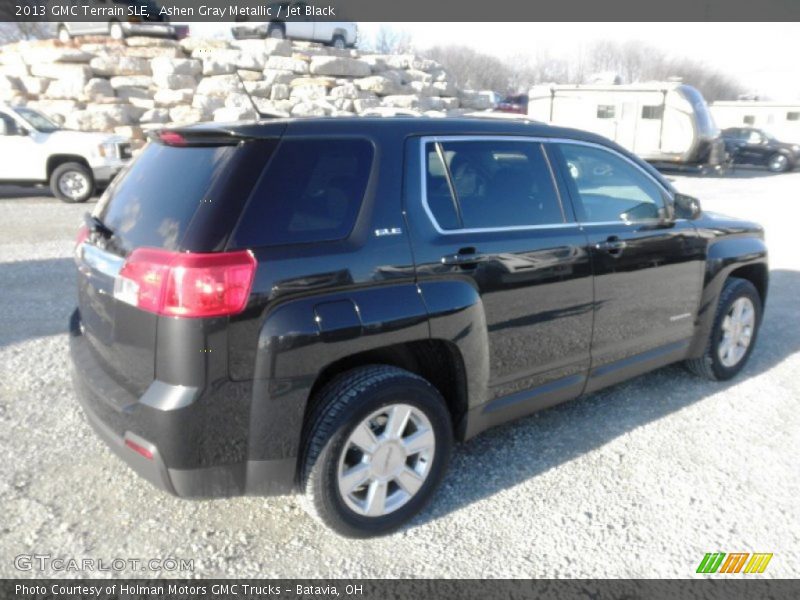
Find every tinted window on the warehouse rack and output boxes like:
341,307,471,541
724,128,745,141
743,115,755,125
0,112,19,135
15,107,60,132
424,140,564,230
641,105,663,120
232,139,373,247
558,143,666,223
97,144,237,253
746,130,764,144
597,105,616,119
424,145,461,230
788,112,800,122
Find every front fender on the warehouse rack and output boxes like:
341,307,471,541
688,235,768,357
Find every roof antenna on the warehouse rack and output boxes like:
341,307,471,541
234,68,289,120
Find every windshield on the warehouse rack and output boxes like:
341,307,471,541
15,107,60,133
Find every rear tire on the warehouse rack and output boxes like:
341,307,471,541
50,162,94,204
300,365,453,537
685,277,762,381
267,24,285,40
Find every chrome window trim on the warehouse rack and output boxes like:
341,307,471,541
418,135,675,235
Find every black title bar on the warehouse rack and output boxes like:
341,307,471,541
1,0,799,22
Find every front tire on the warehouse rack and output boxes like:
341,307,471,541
300,366,453,538
109,21,125,41
686,277,762,381
50,162,94,203
767,152,791,173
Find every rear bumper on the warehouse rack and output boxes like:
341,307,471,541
122,23,177,38
232,26,265,39
90,164,126,185
68,309,296,498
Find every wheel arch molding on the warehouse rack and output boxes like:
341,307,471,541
688,236,768,358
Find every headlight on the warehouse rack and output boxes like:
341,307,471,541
97,142,117,158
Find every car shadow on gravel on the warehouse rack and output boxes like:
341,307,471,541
0,186,54,199
413,268,800,528
0,257,76,348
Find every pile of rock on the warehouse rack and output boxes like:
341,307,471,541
0,36,495,140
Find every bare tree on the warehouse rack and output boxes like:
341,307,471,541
572,39,744,100
0,21,51,44
368,26,413,55
0,0,51,43
425,45,514,92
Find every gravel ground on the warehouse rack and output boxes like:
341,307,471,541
0,170,798,579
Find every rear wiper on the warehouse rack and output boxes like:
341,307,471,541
84,213,114,239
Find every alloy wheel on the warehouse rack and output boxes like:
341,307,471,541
58,171,90,201
718,297,756,368
337,403,436,517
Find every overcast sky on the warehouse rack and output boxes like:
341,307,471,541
192,22,800,100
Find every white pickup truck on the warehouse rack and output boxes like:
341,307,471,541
0,105,131,203
231,5,357,48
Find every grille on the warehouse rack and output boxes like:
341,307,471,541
117,143,133,160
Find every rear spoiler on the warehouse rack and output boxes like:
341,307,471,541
148,129,257,147
148,122,288,147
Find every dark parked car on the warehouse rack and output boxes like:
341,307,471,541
721,127,800,172
495,94,529,114
70,118,768,537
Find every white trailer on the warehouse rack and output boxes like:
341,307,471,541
710,101,800,143
528,82,724,168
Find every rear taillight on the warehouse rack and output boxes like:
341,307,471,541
75,224,89,248
114,248,256,318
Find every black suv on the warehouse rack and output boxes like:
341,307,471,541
70,118,768,537
721,127,800,172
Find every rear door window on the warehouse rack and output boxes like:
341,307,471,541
230,138,373,247
423,139,565,230
96,144,237,254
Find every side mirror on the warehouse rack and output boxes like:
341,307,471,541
16,126,29,136
673,193,702,220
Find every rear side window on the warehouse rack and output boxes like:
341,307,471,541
97,144,237,253
423,139,564,230
231,138,373,247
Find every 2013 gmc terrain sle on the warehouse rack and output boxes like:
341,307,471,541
70,118,768,537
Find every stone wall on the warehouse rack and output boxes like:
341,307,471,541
0,36,495,141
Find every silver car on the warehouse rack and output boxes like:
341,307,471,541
55,0,184,41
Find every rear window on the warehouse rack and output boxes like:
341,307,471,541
97,144,237,253
230,138,373,248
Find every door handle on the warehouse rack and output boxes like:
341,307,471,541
594,237,627,256
441,248,488,266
